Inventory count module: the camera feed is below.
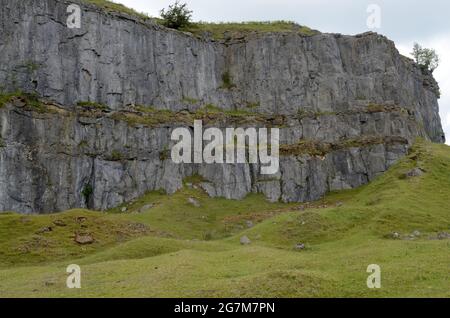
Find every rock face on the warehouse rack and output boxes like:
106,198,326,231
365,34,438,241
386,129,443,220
0,0,445,213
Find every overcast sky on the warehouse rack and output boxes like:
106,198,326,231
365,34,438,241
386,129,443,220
114,0,450,143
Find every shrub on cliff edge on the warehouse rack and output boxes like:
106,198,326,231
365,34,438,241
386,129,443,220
160,1,193,30
411,43,440,73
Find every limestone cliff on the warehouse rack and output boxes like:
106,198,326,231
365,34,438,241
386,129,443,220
0,0,445,213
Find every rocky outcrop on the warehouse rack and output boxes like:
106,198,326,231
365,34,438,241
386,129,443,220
0,0,445,213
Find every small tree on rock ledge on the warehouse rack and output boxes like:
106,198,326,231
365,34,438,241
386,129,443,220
160,1,193,30
411,43,440,73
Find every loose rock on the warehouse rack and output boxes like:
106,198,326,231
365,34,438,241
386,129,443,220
188,197,200,207
240,236,251,245
295,243,306,250
74,233,94,245
138,204,154,213
76,216,87,223
53,220,66,227
386,232,401,239
437,232,450,240
36,226,52,234
405,168,425,178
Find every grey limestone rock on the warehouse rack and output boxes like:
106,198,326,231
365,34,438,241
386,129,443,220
0,0,445,213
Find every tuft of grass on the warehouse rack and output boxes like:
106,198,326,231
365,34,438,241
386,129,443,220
0,91,46,112
81,185,93,202
110,150,123,161
77,101,108,111
181,97,199,105
220,71,236,89
367,103,386,113
183,174,207,185
0,92,18,108
246,101,260,109
159,147,170,161
297,109,336,119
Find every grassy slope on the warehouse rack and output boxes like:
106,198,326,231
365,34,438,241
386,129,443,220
81,1,318,39
181,22,318,39
0,141,449,297
82,0,151,19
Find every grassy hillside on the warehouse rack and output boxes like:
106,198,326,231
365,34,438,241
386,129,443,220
0,140,449,297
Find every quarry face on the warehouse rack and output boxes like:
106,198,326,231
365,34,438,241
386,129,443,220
0,0,444,213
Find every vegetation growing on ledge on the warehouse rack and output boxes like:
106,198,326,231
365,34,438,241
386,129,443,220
181,96,199,105
182,174,207,185
220,71,236,89
411,42,440,73
1,91,416,130
81,184,93,202
0,92,17,108
160,1,192,30
82,0,150,19
280,136,409,157
181,21,319,40
110,104,283,127
77,101,108,111
0,91,46,112
110,150,124,161
82,1,318,40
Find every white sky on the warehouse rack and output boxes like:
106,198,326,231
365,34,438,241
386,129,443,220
112,0,450,143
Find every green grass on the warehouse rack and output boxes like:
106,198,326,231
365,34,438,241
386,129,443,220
0,92,17,108
181,97,199,105
220,71,236,89
81,2,318,40
280,136,408,157
0,140,449,297
0,210,149,268
182,21,319,40
77,101,108,110
82,0,150,19
0,91,47,112
109,103,281,127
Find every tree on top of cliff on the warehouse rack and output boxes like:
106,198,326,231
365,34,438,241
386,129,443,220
160,1,193,30
411,43,440,73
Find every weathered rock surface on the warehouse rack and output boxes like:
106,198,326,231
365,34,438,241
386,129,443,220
0,0,445,213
